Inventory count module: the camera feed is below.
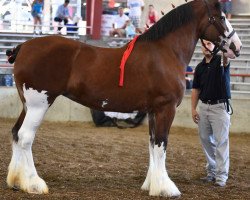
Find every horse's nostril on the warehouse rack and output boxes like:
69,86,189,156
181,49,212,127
235,51,240,57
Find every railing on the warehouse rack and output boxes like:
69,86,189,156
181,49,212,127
0,66,249,94
185,71,250,94
1,65,249,79
185,72,250,77
0,20,91,35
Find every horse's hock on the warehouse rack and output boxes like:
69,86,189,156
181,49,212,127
0,87,249,133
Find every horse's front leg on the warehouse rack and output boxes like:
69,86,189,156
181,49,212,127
141,104,181,197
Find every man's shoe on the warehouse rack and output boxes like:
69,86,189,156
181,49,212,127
214,181,226,187
200,176,215,183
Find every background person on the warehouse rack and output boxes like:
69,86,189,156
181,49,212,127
54,0,72,32
191,40,231,187
31,0,44,34
127,0,144,33
146,4,159,27
219,0,232,19
109,7,129,37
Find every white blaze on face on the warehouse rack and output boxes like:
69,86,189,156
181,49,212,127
222,12,242,58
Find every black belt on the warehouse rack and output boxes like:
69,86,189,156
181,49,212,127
202,99,227,105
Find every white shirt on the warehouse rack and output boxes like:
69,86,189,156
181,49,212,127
127,0,144,17
113,14,129,28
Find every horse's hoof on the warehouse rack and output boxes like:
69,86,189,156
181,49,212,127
12,185,20,191
24,176,49,194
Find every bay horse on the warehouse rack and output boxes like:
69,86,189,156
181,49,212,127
6,0,242,197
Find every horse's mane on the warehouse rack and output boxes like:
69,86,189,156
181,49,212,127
138,3,194,42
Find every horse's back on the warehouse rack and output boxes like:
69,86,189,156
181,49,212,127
13,36,82,93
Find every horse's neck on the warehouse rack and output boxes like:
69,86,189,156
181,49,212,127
162,22,198,68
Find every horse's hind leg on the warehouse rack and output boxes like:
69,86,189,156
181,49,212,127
7,85,54,194
141,104,181,197
11,108,26,142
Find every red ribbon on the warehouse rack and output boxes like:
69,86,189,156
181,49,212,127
119,35,139,87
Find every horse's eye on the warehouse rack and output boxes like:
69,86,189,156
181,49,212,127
220,16,225,21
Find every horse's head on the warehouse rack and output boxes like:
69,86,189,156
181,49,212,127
198,0,242,58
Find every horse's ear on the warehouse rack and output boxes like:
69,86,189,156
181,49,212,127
211,0,222,11
210,0,221,6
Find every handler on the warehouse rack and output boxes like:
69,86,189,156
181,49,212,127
191,40,232,187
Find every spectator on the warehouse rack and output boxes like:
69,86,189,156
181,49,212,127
125,20,136,38
31,0,44,34
219,0,232,19
109,7,129,37
191,40,232,187
146,4,159,27
127,0,145,33
54,0,72,32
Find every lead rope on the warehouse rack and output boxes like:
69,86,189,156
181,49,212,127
221,56,233,115
224,99,233,115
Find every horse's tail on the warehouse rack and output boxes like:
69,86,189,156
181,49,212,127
6,44,22,64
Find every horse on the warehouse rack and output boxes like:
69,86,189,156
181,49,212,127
5,0,242,197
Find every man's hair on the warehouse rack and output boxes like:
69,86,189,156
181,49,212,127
65,0,70,3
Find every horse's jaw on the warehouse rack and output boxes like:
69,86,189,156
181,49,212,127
223,49,236,59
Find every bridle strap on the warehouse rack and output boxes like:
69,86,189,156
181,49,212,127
203,0,226,37
201,0,235,55
200,39,213,54
227,29,235,39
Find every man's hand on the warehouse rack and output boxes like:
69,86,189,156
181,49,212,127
222,52,230,67
192,109,200,124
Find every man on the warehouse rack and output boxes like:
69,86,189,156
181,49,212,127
219,0,232,19
109,7,129,37
127,0,144,33
54,0,72,32
191,40,231,187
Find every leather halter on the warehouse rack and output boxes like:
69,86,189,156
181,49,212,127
201,0,236,55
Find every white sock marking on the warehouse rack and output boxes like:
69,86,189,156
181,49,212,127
142,141,181,197
7,85,49,194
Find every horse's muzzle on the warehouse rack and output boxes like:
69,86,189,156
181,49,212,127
229,42,241,57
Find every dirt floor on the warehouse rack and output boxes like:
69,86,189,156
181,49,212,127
0,118,249,200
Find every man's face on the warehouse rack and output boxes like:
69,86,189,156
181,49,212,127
201,40,215,56
149,6,154,12
118,8,124,16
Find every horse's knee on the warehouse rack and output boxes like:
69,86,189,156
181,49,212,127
17,130,34,149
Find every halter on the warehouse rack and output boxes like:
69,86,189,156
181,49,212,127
201,0,236,55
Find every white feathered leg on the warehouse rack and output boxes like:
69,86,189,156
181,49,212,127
142,141,181,197
7,86,49,194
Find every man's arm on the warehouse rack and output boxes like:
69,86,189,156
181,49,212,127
65,8,73,20
121,20,129,29
191,88,200,124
